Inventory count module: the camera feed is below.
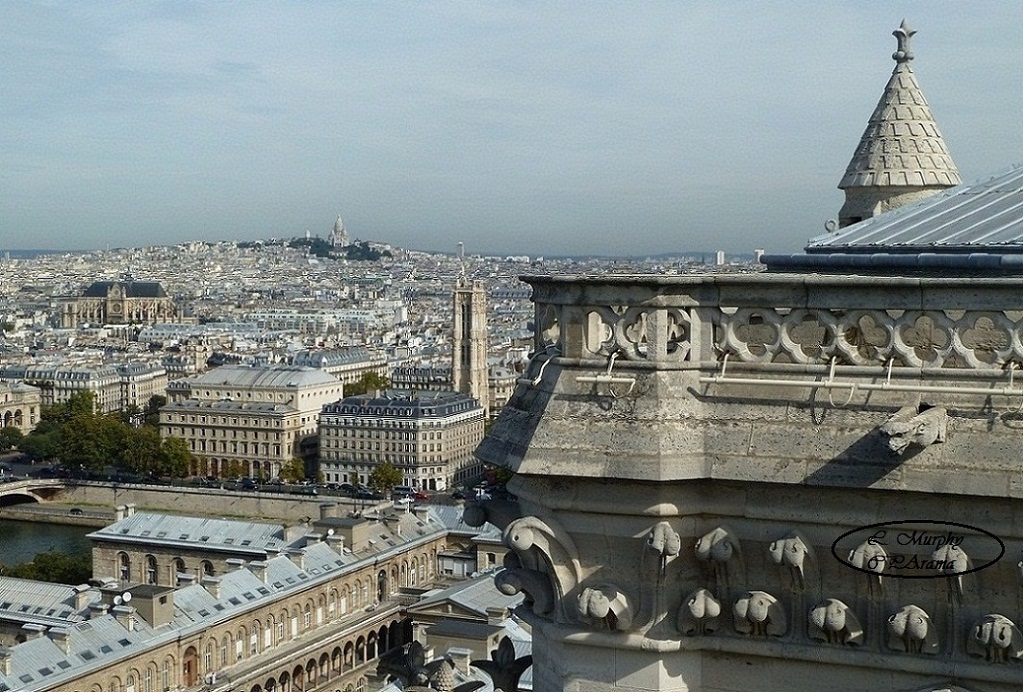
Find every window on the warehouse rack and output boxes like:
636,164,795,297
145,555,158,585
118,552,130,581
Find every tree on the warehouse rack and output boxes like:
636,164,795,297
58,414,123,473
19,430,59,462
346,372,391,396
0,550,92,584
222,459,245,479
143,394,167,428
156,437,192,478
0,426,23,452
115,425,161,475
368,461,402,494
279,458,306,484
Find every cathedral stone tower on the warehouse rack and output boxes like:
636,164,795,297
451,275,489,416
837,21,960,228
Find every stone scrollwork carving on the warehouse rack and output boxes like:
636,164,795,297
695,526,740,564
879,405,947,455
578,584,634,631
769,531,812,587
583,305,692,362
646,521,682,564
932,543,970,597
696,525,741,596
808,598,863,646
715,307,1022,369
502,515,581,623
495,562,555,617
848,539,887,584
677,588,721,636
733,591,787,637
887,605,938,654
967,614,1023,663
462,498,522,532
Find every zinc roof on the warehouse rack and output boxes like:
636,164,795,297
810,165,1023,252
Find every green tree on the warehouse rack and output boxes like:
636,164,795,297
143,394,167,428
58,414,123,473
0,551,92,584
279,458,306,484
345,372,391,396
0,426,23,452
156,437,192,478
368,461,402,494
116,425,161,475
19,430,59,462
222,459,245,479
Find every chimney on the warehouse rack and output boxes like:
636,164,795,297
0,647,12,675
201,576,221,599
247,561,268,583
177,573,196,588
88,603,109,620
304,532,322,547
21,623,46,641
112,605,135,631
73,584,92,610
49,628,71,655
225,558,246,571
447,647,473,674
265,547,281,560
124,503,137,517
287,550,305,570
320,502,339,519
326,534,345,553
114,504,127,522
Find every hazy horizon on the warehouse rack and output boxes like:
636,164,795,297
4,3,1022,257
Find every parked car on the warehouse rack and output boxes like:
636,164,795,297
240,477,259,491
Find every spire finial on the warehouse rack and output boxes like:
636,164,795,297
892,19,915,63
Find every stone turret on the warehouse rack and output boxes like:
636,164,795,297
837,21,960,227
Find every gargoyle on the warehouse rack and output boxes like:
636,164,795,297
879,405,947,455
808,598,863,645
887,604,938,654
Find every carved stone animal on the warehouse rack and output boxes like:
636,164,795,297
879,405,947,455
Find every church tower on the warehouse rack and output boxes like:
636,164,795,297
451,256,489,415
837,21,960,227
329,213,348,248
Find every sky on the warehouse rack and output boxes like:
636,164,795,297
3,2,1023,257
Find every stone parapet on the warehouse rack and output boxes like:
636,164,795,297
473,272,1023,691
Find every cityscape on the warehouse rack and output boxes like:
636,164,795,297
4,6,1023,692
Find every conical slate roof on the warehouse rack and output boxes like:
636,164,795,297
839,21,960,190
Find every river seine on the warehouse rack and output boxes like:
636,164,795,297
0,518,92,567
